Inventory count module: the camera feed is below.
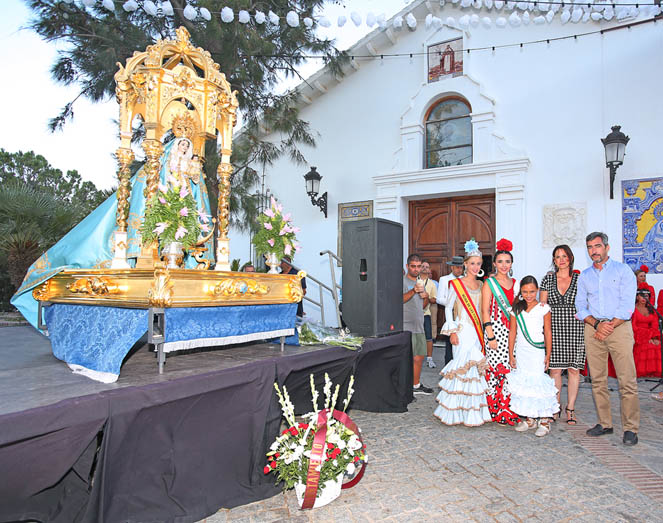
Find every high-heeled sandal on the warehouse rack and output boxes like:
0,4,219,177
565,407,577,425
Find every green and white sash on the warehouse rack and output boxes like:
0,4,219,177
486,277,512,322
515,312,545,350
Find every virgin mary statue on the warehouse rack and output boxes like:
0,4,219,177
11,137,214,329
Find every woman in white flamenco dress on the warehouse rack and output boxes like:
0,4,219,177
434,243,492,427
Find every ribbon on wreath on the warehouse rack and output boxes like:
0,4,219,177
300,408,366,510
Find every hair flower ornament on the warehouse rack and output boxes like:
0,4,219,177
496,238,513,252
464,238,481,257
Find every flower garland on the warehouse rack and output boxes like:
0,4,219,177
140,181,209,249
252,197,300,261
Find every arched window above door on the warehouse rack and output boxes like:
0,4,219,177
425,98,472,169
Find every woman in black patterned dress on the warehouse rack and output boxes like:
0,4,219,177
540,244,585,425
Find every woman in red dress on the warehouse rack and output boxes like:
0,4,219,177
632,286,661,377
610,285,662,378
608,283,661,378
635,266,655,305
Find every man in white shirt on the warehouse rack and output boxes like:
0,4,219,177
437,256,465,364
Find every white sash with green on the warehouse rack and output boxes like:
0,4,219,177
486,277,512,320
515,312,545,350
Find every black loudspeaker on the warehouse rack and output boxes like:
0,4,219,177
342,218,403,337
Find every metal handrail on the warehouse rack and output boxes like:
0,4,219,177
283,251,343,328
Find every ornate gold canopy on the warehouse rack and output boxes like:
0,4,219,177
32,27,305,311
112,26,239,271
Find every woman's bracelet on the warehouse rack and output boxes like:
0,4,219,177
486,335,496,341
483,321,493,328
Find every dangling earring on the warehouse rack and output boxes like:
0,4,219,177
478,269,485,277
508,268,513,277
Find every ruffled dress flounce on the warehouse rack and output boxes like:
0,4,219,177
507,304,560,419
434,283,492,427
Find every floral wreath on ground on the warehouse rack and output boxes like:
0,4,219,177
264,374,367,508
140,179,210,249
252,196,300,261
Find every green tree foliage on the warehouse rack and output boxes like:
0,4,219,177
0,150,111,293
0,149,113,220
24,0,347,230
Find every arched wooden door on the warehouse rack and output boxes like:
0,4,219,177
409,194,495,336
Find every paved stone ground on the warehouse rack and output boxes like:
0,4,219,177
202,344,663,522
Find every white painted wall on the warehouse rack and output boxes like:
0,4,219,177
230,8,663,323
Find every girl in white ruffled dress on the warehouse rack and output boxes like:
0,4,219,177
508,276,560,437
434,240,492,427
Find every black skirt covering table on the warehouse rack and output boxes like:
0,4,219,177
0,332,412,523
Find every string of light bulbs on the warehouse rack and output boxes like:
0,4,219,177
58,0,663,29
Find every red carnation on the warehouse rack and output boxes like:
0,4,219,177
270,460,277,469
353,456,360,463
298,423,309,429
263,465,270,474
640,265,649,273
496,238,513,252
274,452,280,459
289,427,298,436
327,442,335,449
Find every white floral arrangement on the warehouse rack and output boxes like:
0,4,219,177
264,374,366,500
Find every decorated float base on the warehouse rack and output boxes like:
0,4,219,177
33,267,305,380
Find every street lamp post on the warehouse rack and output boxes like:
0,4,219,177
601,125,630,200
303,166,328,218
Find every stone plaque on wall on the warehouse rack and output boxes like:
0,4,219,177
542,203,587,248
337,200,373,266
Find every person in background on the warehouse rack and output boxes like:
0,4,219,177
631,285,661,377
540,245,585,425
634,266,655,305
403,254,433,395
575,232,639,446
420,261,438,369
241,262,256,272
281,257,307,318
437,256,465,364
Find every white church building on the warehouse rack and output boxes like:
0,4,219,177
229,0,663,324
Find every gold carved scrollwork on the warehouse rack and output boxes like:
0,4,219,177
287,271,307,302
148,263,174,307
115,147,134,231
67,277,119,296
142,139,163,204
32,280,52,301
217,163,232,240
212,278,269,298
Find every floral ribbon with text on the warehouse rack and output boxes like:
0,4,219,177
301,408,366,510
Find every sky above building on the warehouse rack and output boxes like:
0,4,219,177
0,0,408,190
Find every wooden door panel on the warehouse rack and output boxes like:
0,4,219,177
409,194,495,338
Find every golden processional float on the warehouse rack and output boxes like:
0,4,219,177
32,28,304,371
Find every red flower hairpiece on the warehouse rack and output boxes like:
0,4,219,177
496,238,513,252
640,265,649,273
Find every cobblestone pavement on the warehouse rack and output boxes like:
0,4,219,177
203,344,663,522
